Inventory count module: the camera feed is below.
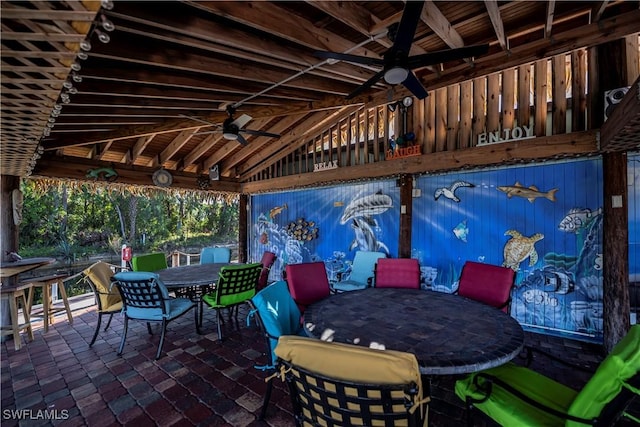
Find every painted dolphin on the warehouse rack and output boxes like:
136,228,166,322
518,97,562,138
340,190,392,224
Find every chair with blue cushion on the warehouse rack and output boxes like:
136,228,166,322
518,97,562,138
202,263,262,340
247,280,306,419
331,251,386,293
455,324,640,426
200,246,231,264
112,271,197,359
131,252,168,272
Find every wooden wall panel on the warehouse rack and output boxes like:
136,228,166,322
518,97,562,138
535,59,548,136
424,93,436,153
487,73,501,133
459,80,472,149
435,87,447,152
447,84,460,151
518,64,532,128
552,54,567,134
502,68,516,131
472,76,487,147
571,49,587,132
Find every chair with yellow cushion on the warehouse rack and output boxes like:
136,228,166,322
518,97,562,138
83,261,124,347
274,335,429,427
455,325,640,427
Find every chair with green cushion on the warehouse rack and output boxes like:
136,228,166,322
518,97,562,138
203,262,262,341
455,325,640,427
247,280,306,420
274,335,429,427
83,261,124,346
131,252,168,272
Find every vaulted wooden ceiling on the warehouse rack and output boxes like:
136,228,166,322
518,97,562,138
2,1,639,193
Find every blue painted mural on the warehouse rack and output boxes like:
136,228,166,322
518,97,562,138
412,158,604,342
248,156,640,343
249,181,400,283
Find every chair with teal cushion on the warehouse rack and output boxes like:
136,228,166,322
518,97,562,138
203,262,262,340
247,280,306,419
455,325,640,426
200,246,231,264
112,271,196,359
331,251,386,293
131,252,168,272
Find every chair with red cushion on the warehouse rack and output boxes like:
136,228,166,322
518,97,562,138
257,251,277,291
457,261,515,313
374,258,421,289
285,261,331,313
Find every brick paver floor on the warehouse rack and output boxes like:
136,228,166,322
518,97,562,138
1,296,637,426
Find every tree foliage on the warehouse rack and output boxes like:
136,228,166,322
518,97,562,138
18,181,239,258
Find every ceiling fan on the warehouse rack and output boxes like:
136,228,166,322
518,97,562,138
314,0,489,100
183,106,280,146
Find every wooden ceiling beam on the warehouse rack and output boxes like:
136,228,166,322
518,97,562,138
484,0,507,50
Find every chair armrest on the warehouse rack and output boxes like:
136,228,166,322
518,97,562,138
471,373,594,425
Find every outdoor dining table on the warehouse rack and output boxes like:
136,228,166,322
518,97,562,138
157,263,229,328
303,287,524,376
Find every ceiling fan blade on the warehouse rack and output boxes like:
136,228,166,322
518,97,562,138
389,1,425,55
236,134,249,145
232,113,252,129
180,114,217,127
407,44,490,69
242,129,281,138
346,68,387,99
402,71,428,100
314,51,385,67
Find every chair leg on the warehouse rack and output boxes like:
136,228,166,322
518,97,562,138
89,313,102,347
194,306,201,335
259,377,274,420
103,313,114,331
465,399,475,427
118,316,129,355
156,319,167,360
216,309,223,341
146,322,153,335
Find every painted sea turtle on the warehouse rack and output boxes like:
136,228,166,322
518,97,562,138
502,230,544,271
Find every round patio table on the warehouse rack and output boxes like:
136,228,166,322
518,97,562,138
303,287,524,376
157,263,229,328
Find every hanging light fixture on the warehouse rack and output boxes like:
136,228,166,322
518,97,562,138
100,15,115,32
95,29,110,44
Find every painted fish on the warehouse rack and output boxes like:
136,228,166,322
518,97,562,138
259,232,268,244
522,289,558,307
452,220,469,242
434,181,474,203
558,207,603,233
349,217,389,255
497,182,558,203
269,203,287,219
340,191,393,224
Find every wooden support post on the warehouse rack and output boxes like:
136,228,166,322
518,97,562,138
398,174,413,259
239,193,248,263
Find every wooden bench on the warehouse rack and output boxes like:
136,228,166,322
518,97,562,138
22,274,72,333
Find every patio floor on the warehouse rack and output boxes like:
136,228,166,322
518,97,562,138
1,294,637,427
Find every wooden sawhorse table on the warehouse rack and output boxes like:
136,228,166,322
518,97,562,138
23,274,72,333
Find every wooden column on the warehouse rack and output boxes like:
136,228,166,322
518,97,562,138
239,193,248,263
1,175,21,341
592,39,633,351
398,174,413,258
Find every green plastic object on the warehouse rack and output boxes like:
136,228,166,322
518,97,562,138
131,252,168,272
455,325,640,426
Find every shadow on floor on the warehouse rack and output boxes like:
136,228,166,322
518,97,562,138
1,298,637,426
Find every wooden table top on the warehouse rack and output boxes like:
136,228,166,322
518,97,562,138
0,257,55,279
303,288,524,376
157,263,229,288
